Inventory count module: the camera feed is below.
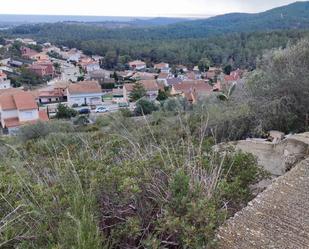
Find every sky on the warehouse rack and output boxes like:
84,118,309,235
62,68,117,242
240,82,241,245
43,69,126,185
0,0,306,17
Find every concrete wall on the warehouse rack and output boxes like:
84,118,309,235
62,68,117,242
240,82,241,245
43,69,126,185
228,134,309,176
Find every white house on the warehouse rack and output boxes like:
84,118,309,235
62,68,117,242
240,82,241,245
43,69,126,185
129,60,146,71
67,81,103,106
0,70,11,90
0,89,48,134
154,62,170,73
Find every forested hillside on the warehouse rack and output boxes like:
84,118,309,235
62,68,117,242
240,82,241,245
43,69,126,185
3,2,309,69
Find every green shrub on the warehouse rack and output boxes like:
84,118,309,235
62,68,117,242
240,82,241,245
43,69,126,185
18,120,74,141
55,103,78,119
134,99,158,116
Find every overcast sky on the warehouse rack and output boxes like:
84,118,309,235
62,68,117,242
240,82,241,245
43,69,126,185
0,0,306,17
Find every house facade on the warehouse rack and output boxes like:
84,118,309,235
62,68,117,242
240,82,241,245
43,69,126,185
129,60,146,71
157,72,170,86
67,81,103,106
123,80,160,101
0,90,48,134
154,62,170,73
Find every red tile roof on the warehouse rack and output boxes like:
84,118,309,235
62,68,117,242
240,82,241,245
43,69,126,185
140,80,159,91
68,81,102,94
173,81,213,94
124,83,134,92
0,91,37,111
3,117,20,128
124,80,159,92
154,62,169,69
158,72,169,79
129,60,146,67
13,92,38,110
0,94,16,110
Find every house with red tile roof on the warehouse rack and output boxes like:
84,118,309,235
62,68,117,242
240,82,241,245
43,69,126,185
0,89,48,134
224,69,245,84
67,81,103,106
157,72,171,86
154,62,170,73
171,80,213,103
0,70,11,90
20,46,39,59
129,60,146,71
33,85,67,104
123,80,160,101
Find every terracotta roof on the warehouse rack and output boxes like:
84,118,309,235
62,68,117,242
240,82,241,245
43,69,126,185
158,72,169,79
68,81,102,94
0,94,16,110
167,78,183,86
3,117,20,128
123,83,134,92
154,62,169,69
38,89,64,98
53,81,71,89
173,81,213,93
0,90,37,111
124,80,159,92
132,72,156,80
140,80,159,91
0,88,23,96
13,92,38,110
129,60,146,67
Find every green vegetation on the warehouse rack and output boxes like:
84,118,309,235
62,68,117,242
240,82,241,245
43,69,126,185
129,82,146,101
55,103,78,119
3,26,309,70
10,66,43,87
134,99,158,116
2,39,308,247
246,39,309,133
0,103,265,248
1,4,309,246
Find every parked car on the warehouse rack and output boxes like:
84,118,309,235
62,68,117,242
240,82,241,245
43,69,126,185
95,106,109,113
118,102,129,108
79,108,91,114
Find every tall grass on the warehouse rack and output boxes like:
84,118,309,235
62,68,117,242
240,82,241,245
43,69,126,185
0,103,263,248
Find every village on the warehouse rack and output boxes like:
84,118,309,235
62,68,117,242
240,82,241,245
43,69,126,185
0,37,245,134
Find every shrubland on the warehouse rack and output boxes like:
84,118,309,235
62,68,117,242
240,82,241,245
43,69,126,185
0,102,266,248
1,31,309,249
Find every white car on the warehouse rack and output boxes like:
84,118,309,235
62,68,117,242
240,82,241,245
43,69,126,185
95,106,109,113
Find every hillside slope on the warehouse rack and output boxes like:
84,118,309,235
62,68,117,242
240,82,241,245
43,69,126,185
6,1,309,40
